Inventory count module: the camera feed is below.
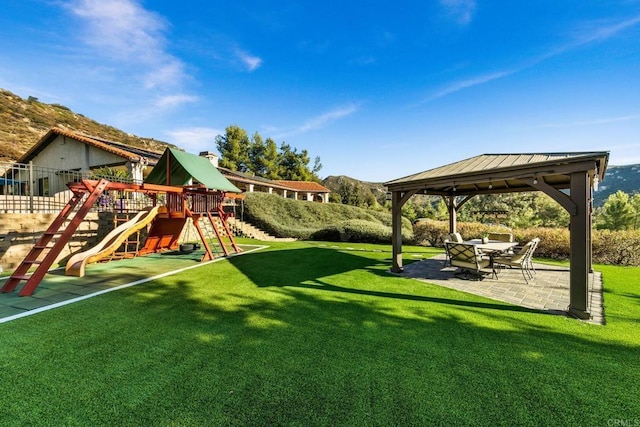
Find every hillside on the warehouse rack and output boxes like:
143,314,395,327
596,164,640,205
0,88,176,161
322,175,387,206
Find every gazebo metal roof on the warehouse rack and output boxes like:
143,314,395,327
385,152,609,196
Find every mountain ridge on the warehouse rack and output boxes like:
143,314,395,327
0,88,177,162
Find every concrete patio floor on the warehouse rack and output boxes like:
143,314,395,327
398,254,604,325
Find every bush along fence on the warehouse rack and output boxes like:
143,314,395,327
413,219,640,266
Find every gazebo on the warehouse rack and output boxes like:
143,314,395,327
384,152,609,320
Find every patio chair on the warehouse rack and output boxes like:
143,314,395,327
448,232,463,243
446,242,496,280
493,238,540,283
487,232,513,242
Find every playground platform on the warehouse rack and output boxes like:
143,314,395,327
0,244,265,323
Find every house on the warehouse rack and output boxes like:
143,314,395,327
12,128,330,202
14,127,162,196
275,180,331,203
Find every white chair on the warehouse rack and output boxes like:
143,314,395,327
493,238,539,283
448,232,463,243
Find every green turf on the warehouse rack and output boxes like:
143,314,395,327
0,240,638,426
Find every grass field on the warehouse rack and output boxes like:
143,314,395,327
0,240,639,425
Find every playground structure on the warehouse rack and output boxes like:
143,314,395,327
1,148,243,296
65,205,161,277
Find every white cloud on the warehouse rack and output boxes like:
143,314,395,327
154,94,199,109
144,60,187,89
298,104,359,133
535,114,640,129
235,48,263,72
573,15,640,46
273,104,360,138
440,0,477,25
420,15,640,105
67,0,166,60
65,0,188,88
165,127,224,154
422,70,514,104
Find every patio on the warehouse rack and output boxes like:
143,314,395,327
398,254,604,325
385,152,610,320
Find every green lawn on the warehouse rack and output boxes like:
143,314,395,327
1,240,639,426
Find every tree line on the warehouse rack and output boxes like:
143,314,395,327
215,125,322,181
402,190,640,231
595,190,640,230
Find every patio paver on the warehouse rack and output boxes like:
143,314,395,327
398,254,604,324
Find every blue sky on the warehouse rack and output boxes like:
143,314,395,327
1,0,639,182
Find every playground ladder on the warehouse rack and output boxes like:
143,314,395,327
1,179,109,296
110,213,141,260
208,208,241,255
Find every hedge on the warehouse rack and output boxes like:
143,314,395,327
242,192,413,243
413,219,640,266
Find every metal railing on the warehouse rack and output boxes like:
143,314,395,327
0,161,144,213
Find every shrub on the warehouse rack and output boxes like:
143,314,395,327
242,192,414,243
593,230,640,266
412,219,640,266
311,219,413,244
413,220,513,247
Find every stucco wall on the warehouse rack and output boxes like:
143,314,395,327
34,135,126,171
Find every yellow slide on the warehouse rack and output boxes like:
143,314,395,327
65,206,160,277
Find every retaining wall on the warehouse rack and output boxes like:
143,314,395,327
0,212,115,272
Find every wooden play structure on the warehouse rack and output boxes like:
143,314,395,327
1,148,243,296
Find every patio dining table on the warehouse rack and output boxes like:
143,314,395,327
464,239,519,254
463,239,520,278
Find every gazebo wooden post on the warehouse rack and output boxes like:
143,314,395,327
448,195,457,233
391,189,417,273
391,191,404,273
569,171,590,319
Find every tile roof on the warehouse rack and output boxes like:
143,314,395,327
276,180,330,192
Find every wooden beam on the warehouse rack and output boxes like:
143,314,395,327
528,178,577,216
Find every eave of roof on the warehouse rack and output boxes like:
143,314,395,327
18,127,162,165
385,152,609,196
217,167,295,191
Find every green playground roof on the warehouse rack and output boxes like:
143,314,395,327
145,148,241,193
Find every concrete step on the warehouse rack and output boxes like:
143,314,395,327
227,218,295,242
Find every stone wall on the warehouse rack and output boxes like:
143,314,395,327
0,212,115,272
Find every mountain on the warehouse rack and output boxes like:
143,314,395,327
0,88,177,161
323,175,388,206
596,164,640,206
